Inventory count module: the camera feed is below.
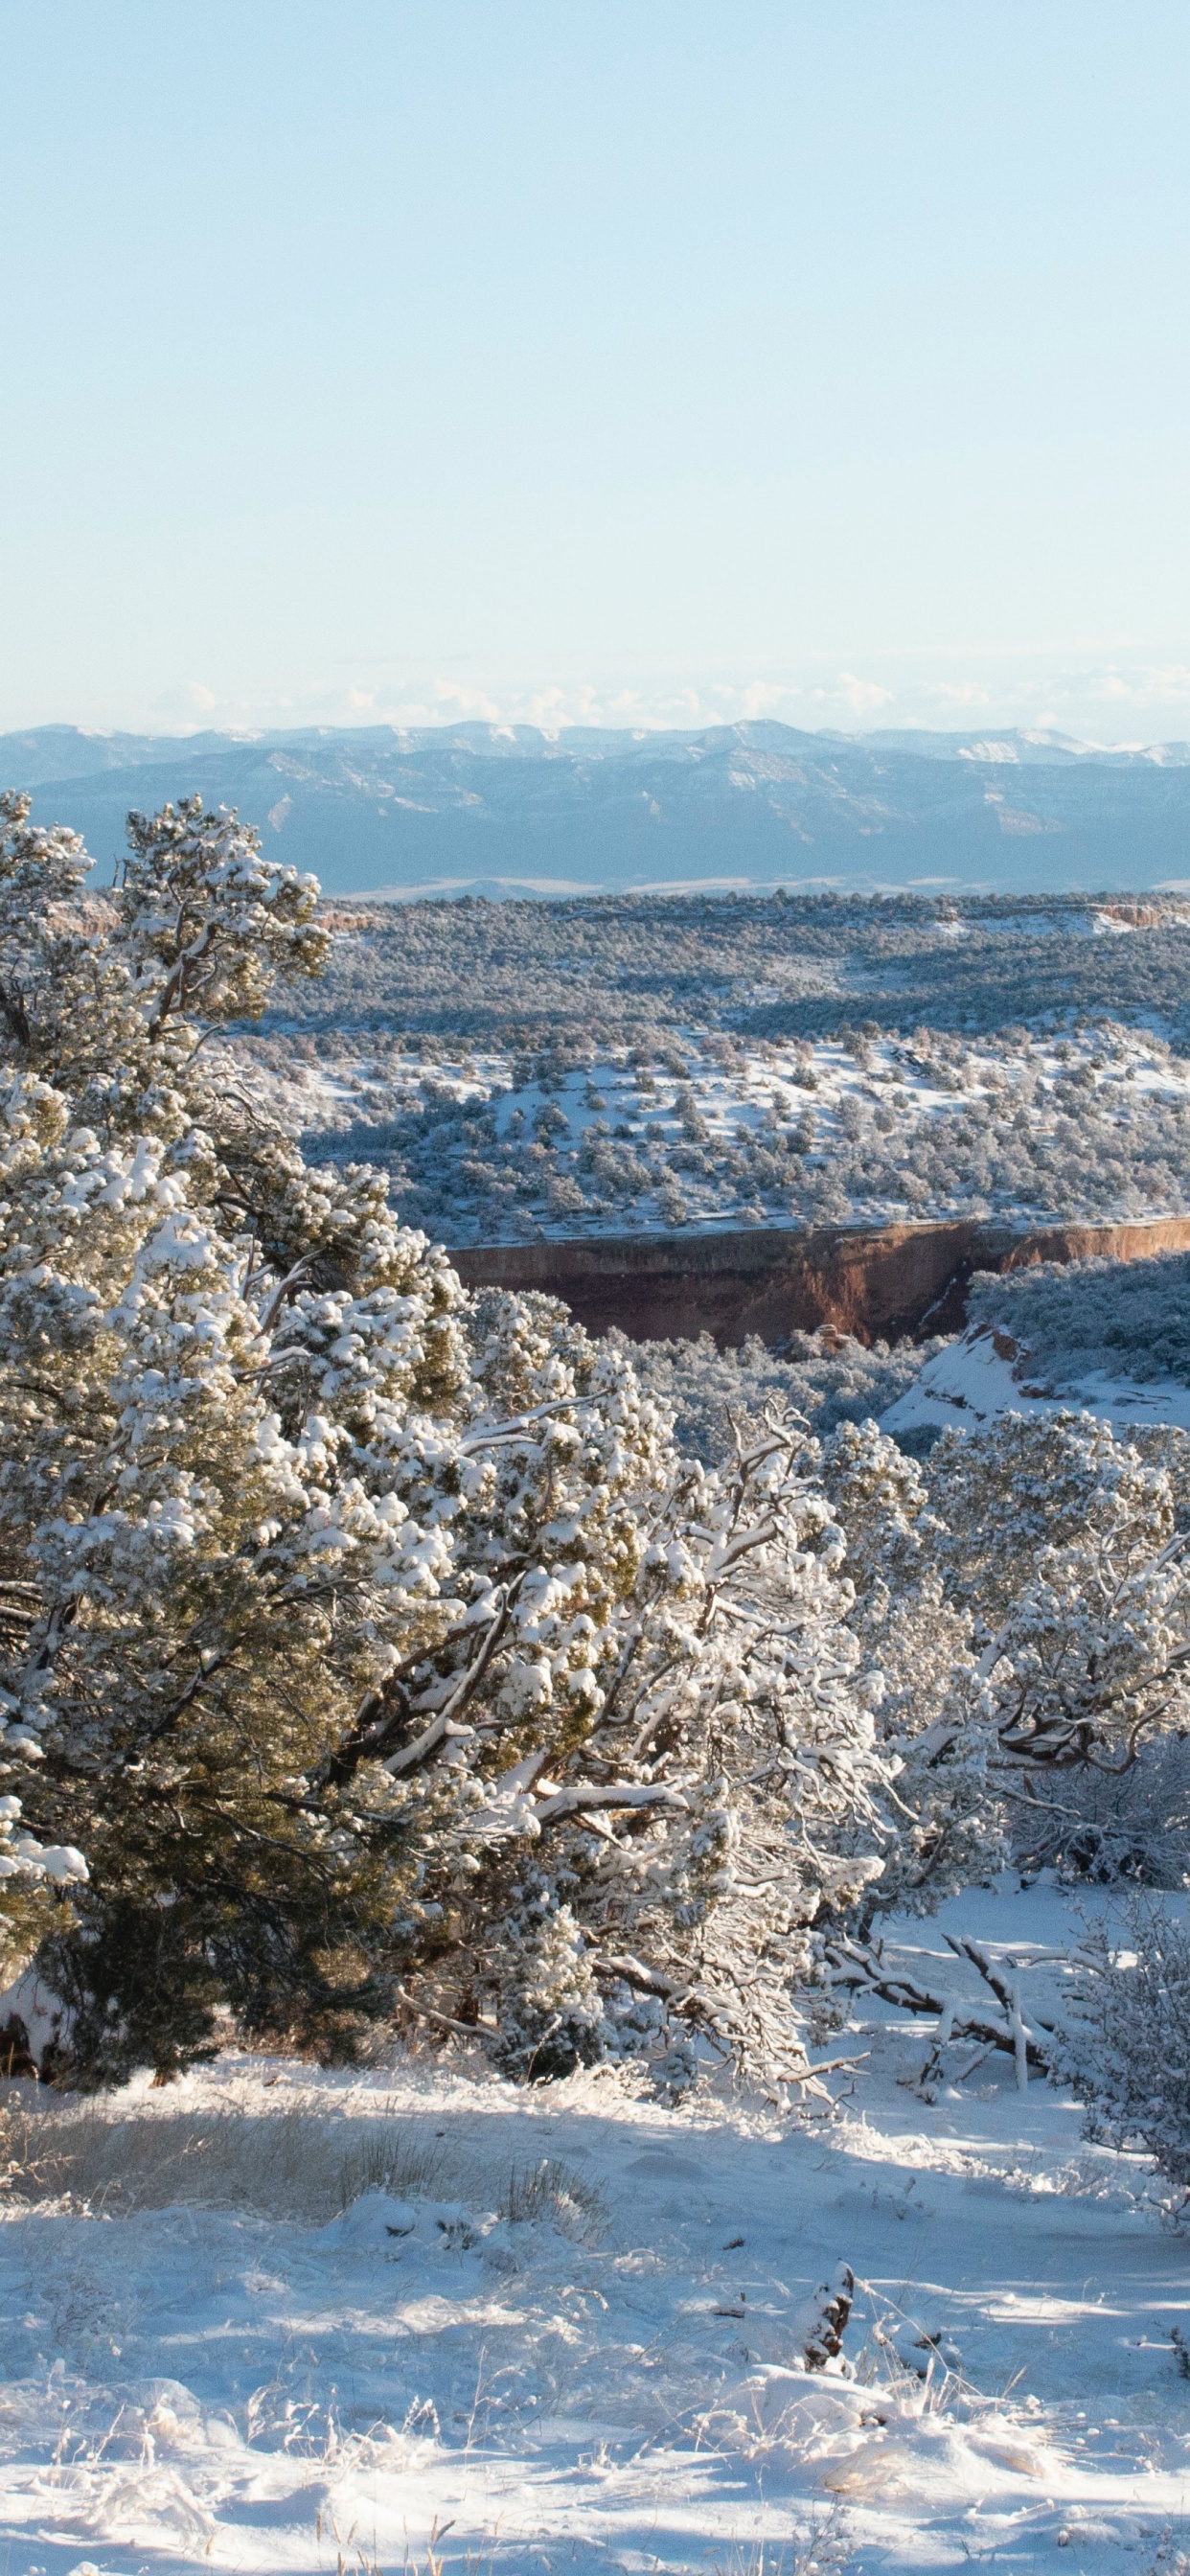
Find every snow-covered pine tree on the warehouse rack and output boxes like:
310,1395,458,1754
928,1413,1190,1771
819,1419,1003,1917
0,791,895,2089
428,1369,894,2093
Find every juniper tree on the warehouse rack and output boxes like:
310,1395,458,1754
819,1419,1003,1917
928,1413,1190,1770
0,791,896,2089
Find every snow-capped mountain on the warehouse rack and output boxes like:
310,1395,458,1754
4,718,1190,894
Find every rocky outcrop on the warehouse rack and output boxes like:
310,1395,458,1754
451,1214,1190,1348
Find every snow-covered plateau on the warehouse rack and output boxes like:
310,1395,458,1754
4,1883,1190,2576
222,885,1190,1249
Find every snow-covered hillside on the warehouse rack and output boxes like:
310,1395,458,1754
881,1323,1190,1445
232,1019,1190,1247
4,1882,1190,2576
883,1246,1190,1447
267,886,1190,1056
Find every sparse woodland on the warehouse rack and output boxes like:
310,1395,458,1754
272,887,1190,1052
1,794,1189,2179
229,895,1190,1243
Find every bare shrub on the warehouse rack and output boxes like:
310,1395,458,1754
1010,1733,1190,1887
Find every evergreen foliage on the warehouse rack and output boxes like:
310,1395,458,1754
0,792,895,2090
262,888,1190,1054
617,1327,944,1464
968,1246,1190,1390
1063,1903,1190,2189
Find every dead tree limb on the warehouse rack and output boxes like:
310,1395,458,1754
822,1935,1055,2075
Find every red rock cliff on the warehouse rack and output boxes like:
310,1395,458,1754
451,1215,1190,1348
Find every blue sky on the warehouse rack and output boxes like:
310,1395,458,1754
2,0,1189,742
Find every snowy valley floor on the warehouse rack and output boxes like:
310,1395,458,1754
4,1886,1190,2576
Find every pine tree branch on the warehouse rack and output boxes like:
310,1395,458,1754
533,1780,688,1825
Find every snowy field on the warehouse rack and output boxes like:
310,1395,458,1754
5,1884,1190,2576
227,1020,1190,1247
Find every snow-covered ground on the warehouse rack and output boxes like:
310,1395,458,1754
227,1023,1190,1248
5,1884,1190,2575
881,1323,1190,1444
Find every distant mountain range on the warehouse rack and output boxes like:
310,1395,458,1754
4,719,1190,896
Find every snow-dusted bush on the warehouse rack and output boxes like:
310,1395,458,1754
616,1327,944,1466
1010,1733,1190,1886
928,1406,1190,1634
805,1407,1190,1905
913,1410,1190,1883
369,1357,896,2094
610,1377,1190,1912
919,1410,1190,1782
1063,1902,1190,2187
816,1420,1005,1917
615,1368,1190,1910
0,788,896,2091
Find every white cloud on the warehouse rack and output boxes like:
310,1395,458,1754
809,672,896,717
1141,663,1190,702
152,678,217,725
732,680,802,723
29,649,1190,747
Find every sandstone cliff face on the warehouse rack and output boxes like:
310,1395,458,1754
452,1215,1190,1348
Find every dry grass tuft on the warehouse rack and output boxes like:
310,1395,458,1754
0,2094,447,2220
708,2519,854,2576
502,2154,604,2239
0,2097,605,2240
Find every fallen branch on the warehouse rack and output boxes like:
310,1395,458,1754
822,1934,1055,2076
592,1951,687,2000
943,1932,1057,2091
393,1985,492,2041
